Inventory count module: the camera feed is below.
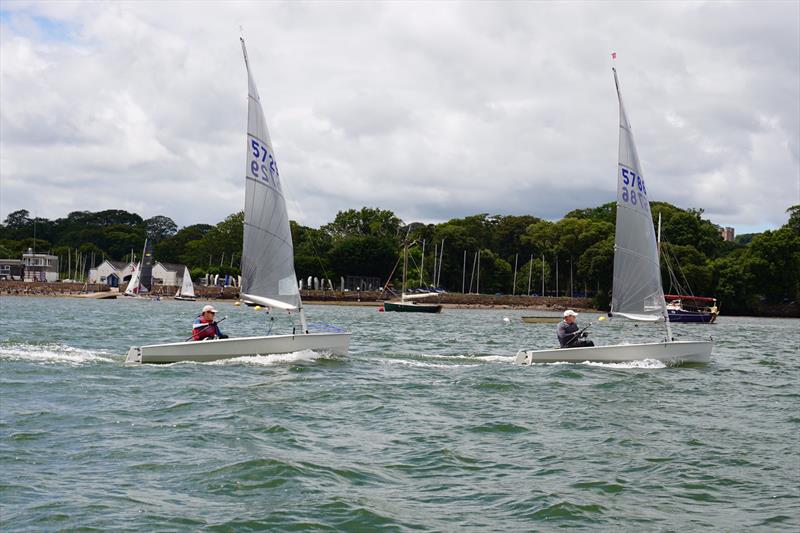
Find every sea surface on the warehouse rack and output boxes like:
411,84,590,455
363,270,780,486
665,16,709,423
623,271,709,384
1,295,798,531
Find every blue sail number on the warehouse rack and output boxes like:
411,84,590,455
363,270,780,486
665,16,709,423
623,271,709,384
249,138,280,187
620,167,648,209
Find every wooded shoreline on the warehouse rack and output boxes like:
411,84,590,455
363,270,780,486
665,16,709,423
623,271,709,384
2,281,796,317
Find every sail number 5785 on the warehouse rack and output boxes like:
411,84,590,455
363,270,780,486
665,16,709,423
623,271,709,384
250,139,280,187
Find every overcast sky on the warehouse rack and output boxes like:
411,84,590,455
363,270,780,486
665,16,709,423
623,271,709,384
1,1,798,234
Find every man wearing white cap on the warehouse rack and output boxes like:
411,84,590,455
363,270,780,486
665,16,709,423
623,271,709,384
557,310,594,348
192,304,227,341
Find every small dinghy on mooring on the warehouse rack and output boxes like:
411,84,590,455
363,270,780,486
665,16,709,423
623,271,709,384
173,266,196,302
516,63,712,366
126,38,350,364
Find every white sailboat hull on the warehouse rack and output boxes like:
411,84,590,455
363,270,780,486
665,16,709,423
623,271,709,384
126,332,350,364
515,339,712,365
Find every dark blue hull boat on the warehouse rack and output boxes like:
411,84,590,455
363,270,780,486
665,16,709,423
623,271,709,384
667,309,716,323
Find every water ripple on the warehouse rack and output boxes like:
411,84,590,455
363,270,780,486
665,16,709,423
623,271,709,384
0,298,798,531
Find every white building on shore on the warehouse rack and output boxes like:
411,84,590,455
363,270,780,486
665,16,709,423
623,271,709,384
88,260,129,287
88,260,189,288
23,249,59,282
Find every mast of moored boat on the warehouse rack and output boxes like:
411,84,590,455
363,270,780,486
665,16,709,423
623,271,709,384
657,212,674,340
401,243,408,302
137,239,148,293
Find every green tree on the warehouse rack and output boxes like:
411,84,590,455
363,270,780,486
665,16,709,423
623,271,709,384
328,235,398,279
786,205,800,235
577,236,615,308
322,207,402,240
652,202,722,258
564,202,616,225
660,243,713,295
180,213,243,272
155,224,214,265
513,256,551,296
427,224,481,291
3,209,32,228
473,249,511,294
712,250,758,313
291,221,333,280
490,215,541,260
144,215,178,243
747,228,800,303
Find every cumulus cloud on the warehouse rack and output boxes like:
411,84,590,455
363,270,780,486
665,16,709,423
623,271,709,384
0,0,797,234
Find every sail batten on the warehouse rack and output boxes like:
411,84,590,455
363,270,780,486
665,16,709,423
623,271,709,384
239,38,302,310
610,67,667,321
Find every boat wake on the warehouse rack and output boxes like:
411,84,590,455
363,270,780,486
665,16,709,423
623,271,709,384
380,358,480,369
379,352,517,368
539,359,668,369
206,349,335,366
0,342,116,365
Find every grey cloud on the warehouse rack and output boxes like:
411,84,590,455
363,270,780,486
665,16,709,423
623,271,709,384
1,1,797,233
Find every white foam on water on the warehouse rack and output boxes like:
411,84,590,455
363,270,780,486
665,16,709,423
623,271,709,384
396,353,515,364
380,358,479,369
0,343,116,365
533,359,667,369
207,349,330,366
478,355,518,363
583,358,667,369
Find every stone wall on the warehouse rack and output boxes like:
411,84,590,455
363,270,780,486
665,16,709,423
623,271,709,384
299,289,594,310
0,280,109,295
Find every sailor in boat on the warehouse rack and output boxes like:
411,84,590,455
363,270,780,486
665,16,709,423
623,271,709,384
192,305,228,341
557,310,594,348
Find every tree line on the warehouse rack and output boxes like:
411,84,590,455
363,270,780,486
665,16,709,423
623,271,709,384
2,204,798,314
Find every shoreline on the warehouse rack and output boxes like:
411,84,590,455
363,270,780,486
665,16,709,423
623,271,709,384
2,281,797,317
2,293,798,318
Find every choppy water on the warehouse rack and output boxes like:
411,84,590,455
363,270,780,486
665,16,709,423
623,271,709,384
1,295,798,531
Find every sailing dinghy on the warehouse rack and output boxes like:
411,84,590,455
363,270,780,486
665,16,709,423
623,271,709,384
125,38,350,364
122,239,153,298
174,266,196,301
516,66,712,365
122,263,141,297
382,243,442,313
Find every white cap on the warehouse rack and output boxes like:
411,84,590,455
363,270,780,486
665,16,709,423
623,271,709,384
563,310,578,317
202,304,218,313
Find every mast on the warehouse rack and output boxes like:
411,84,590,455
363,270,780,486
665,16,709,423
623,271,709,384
476,250,480,294
657,212,662,256
462,250,466,293
555,256,558,296
420,239,425,287
527,254,533,296
469,251,477,293
437,239,444,286
402,243,408,300
512,253,518,295
570,256,573,298
658,213,673,340
138,239,147,293
541,253,545,296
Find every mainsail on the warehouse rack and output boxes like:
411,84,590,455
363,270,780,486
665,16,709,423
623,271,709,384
239,38,301,312
137,239,153,293
176,266,195,298
610,67,666,322
124,263,140,296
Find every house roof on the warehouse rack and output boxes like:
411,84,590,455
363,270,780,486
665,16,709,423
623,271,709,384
107,260,128,270
155,262,185,272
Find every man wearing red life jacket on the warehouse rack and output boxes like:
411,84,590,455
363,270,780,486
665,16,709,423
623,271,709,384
192,305,227,341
